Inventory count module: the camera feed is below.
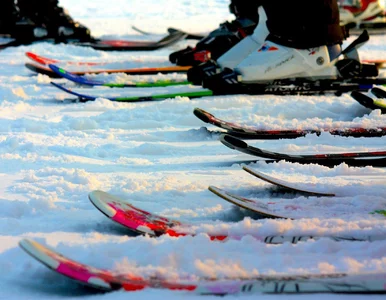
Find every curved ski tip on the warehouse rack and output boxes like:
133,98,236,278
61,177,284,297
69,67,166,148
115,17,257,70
48,63,62,73
88,190,118,218
351,91,374,107
371,87,386,99
219,134,248,149
193,107,211,123
25,52,34,59
19,239,60,269
208,185,223,197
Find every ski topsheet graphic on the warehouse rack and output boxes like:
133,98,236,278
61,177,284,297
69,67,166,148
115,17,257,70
20,238,386,294
219,134,386,167
193,107,386,139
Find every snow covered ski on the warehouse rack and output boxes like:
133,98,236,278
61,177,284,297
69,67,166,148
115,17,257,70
242,166,336,197
193,107,386,139
48,64,190,88
19,238,386,294
208,185,386,220
2,29,187,51
72,29,187,51
25,63,191,78
219,134,386,167
50,82,212,102
48,77,386,102
25,51,107,66
88,190,384,244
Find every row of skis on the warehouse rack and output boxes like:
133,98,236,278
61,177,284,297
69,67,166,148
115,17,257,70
17,25,386,295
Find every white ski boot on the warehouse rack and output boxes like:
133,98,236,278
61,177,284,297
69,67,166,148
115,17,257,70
233,42,341,83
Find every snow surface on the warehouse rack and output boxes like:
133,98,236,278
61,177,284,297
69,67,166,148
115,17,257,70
1,0,386,299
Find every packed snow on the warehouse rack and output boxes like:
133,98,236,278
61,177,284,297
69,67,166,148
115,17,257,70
0,0,386,299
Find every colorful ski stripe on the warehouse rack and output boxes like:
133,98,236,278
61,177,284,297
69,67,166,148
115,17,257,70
49,64,191,88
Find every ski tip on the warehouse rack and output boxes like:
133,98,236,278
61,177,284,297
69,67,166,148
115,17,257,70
19,239,60,270
88,190,118,218
219,134,248,150
371,87,386,99
193,107,211,123
48,63,64,76
351,91,376,109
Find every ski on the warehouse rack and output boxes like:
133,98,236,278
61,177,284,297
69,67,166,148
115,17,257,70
219,134,386,167
193,107,386,139
2,30,187,51
209,186,288,219
26,63,191,78
47,76,386,101
51,82,212,102
371,87,386,99
208,185,385,220
25,51,106,66
73,30,187,51
89,190,226,240
242,166,336,197
88,190,385,244
351,90,386,113
362,58,386,69
19,238,386,294
48,64,191,88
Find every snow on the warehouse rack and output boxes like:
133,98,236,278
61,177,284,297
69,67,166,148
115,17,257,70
0,0,386,299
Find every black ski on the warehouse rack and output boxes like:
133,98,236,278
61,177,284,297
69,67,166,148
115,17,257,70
219,134,386,167
193,107,386,139
351,89,386,114
2,30,187,51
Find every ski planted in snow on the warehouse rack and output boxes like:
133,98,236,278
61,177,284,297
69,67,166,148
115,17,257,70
72,29,187,51
89,190,225,240
25,51,107,66
208,185,386,221
88,190,385,244
51,82,212,102
26,63,191,78
48,76,386,101
2,30,187,51
219,134,386,167
193,107,386,139
19,238,386,294
242,166,336,197
48,64,191,88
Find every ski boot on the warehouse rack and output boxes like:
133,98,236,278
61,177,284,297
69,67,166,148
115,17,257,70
187,11,269,86
170,0,260,67
203,31,378,95
0,0,45,40
17,0,92,42
170,18,257,67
